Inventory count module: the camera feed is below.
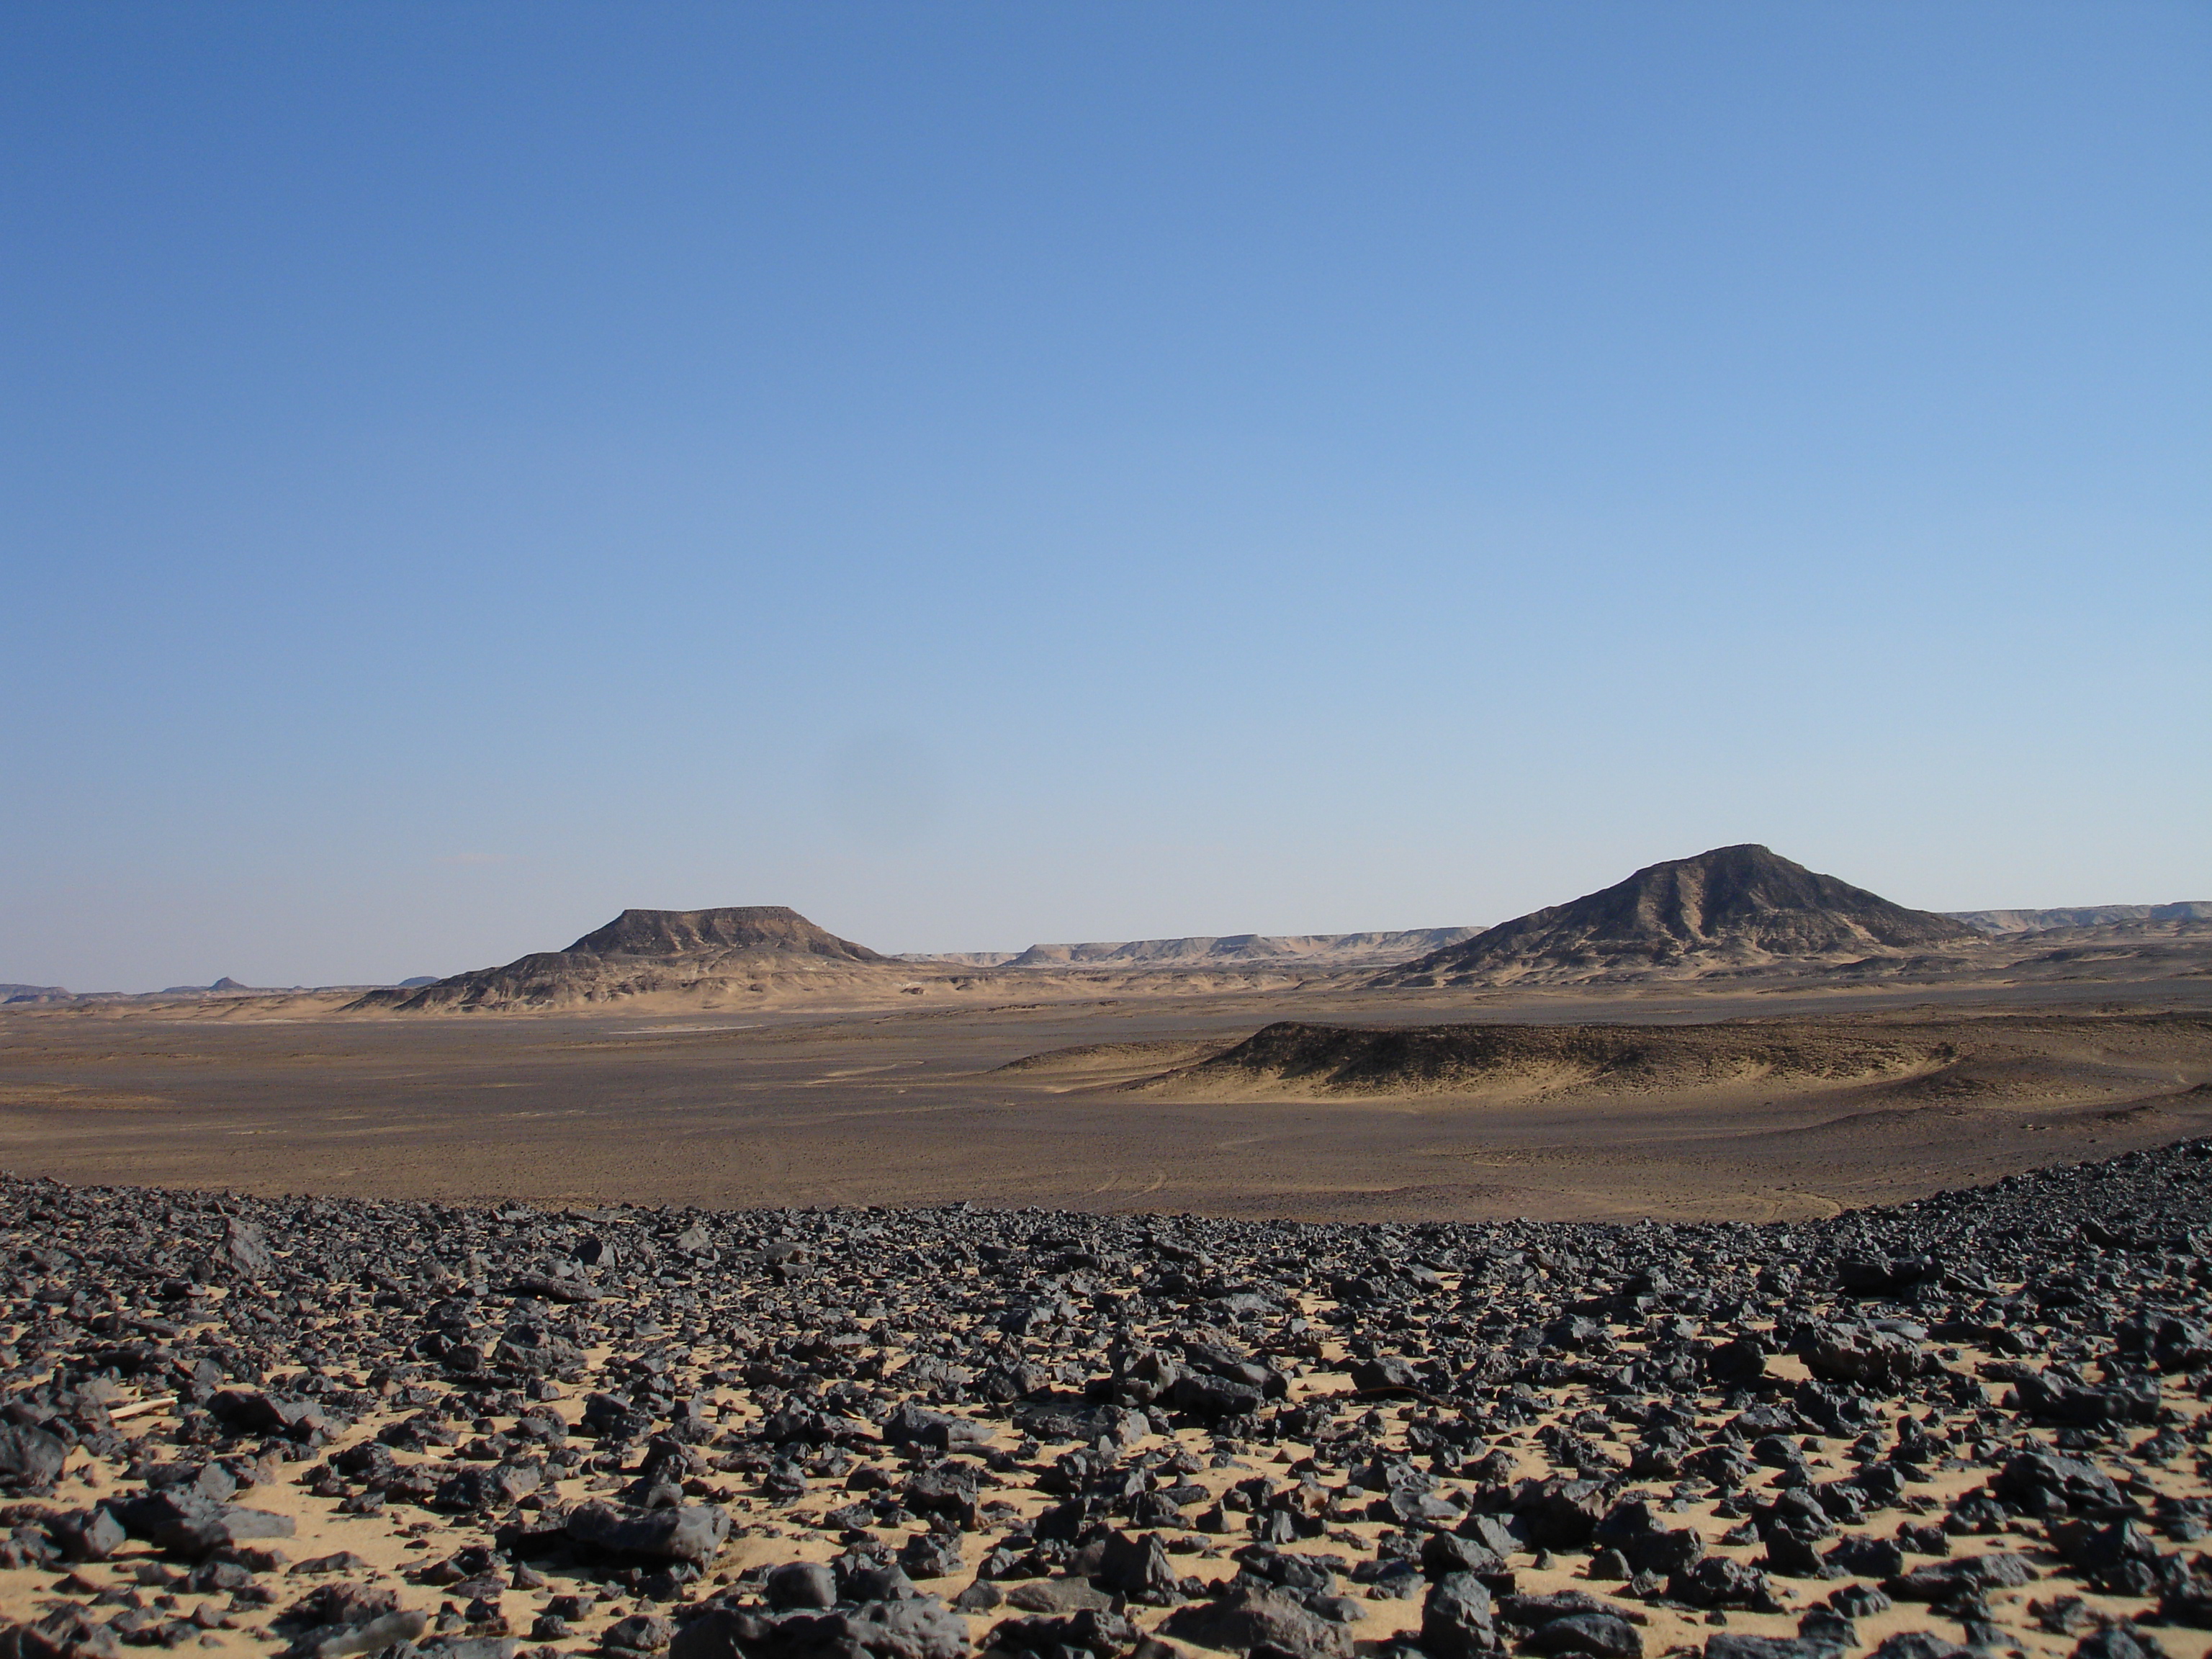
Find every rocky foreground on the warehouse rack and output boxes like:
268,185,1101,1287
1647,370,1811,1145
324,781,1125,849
4,1146,2211,1659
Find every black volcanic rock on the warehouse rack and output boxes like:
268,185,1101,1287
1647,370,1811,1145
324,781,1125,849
1375,845,1979,987
4,1139,2212,1659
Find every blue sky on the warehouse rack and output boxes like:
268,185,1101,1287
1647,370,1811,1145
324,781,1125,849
3,2,2207,990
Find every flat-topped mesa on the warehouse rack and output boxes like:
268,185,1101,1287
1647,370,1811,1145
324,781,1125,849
345,904,891,1011
1376,842,1980,989
566,906,884,963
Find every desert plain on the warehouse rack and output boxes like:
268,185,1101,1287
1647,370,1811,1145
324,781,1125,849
2,921,2208,1223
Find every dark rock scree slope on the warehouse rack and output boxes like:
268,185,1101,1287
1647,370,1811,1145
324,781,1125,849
6,1143,2212,1659
1377,848,1979,989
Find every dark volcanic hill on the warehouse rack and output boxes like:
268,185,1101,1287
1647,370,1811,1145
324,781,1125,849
1375,843,1981,988
566,906,884,963
347,905,891,1012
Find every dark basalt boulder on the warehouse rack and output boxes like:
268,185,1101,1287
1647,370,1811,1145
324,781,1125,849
0,1425,68,1491
1419,1572,1498,1659
605,1613,676,1655
1095,1530,1177,1598
11,1604,126,1659
1352,1357,1423,1393
110,1488,296,1558
492,1324,585,1375
1704,1637,1833,1659
1002,1578,1115,1615
985,1608,1156,1659
1701,1337,1768,1388
1422,1533,1506,1581
744,1599,970,1659
2069,1631,2171,1659
1668,1558,1781,1612
1992,1452,2128,1516
1164,1585,1352,1659
1884,1553,2037,1601
1498,1592,1642,1630
1794,1325,1925,1393
1523,1613,1642,1659
1837,1257,1936,1298
433,1461,541,1511
1512,1479,1612,1551
280,1609,430,1659
2012,1372,2162,1428
206,1390,335,1441
884,1402,992,1449
274,1583,428,1659
53,1506,126,1563
765,1563,838,1611
1863,1634,1972,1659
564,1501,731,1565
1824,1535,1905,1580
1165,1372,1266,1421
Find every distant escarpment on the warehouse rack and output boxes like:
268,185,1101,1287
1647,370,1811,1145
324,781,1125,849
1948,902,2212,935
0,984,72,1005
346,906,896,1012
992,926,1479,971
1375,843,1979,988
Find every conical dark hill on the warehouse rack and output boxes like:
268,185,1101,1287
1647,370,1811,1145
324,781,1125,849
1375,843,1979,988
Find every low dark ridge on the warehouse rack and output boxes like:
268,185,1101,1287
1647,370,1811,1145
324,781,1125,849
1148,1019,1959,1094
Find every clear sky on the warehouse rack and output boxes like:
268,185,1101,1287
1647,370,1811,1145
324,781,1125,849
2,3,2207,991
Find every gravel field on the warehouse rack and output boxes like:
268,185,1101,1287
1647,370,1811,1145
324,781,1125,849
3,1139,2211,1659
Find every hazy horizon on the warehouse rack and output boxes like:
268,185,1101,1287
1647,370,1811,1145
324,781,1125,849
12,853,2212,994
4,3,2206,992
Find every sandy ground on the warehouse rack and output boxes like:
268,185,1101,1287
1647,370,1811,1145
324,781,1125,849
1,971,2208,1223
